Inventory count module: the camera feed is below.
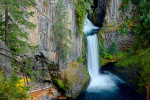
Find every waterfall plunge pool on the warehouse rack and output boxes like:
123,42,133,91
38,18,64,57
76,68,146,100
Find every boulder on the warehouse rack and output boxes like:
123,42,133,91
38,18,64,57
51,61,90,99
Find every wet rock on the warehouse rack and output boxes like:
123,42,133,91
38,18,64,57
90,8,105,27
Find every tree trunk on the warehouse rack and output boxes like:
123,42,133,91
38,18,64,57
147,70,150,100
5,7,8,46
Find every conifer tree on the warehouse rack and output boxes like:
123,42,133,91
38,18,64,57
0,0,36,54
53,0,72,61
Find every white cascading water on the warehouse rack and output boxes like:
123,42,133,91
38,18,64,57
87,34,99,79
83,14,99,35
83,14,121,92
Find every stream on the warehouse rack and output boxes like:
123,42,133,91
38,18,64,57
76,14,145,100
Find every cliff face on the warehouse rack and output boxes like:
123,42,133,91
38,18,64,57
89,0,106,27
28,0,82,69
103,0,136,51
92,0,136,51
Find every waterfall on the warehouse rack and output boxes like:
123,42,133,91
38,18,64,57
83,14,120,92
87,34,99,79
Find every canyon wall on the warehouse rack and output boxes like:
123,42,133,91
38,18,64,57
28,0,82,69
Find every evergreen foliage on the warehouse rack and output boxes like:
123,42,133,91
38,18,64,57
74,0,94,36
116,0,150,92
109,42,118,54
0,0,38,98
116,48,150,92
0,0,36,54
53,0,72,61
0,0,38,81
99,39,108,57
0,72,29,99
118,21,130,35
99,39,118,66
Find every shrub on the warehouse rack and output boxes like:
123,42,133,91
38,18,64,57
0,72,29,99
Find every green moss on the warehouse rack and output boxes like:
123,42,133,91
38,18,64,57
52,78,65,89
98,19,135,37
98,38,122,66
52,77,69,90
85,70,90,80
98,22,120,35
77,55,86,63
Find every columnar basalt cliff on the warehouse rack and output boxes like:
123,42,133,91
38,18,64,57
91,0,136,51
102,0,136,51
28,0,82,69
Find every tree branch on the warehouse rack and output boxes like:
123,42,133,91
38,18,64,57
0,47,29,58
0,52,25,66
28,0,53,22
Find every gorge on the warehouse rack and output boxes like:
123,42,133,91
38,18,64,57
0,0,149,100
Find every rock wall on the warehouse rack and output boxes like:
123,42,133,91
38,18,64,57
0,40,12,77
95,0,136,51
104,0,135,24
89,0,106,27
28,0,82,69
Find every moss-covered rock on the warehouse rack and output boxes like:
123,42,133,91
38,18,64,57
51,61,90,99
